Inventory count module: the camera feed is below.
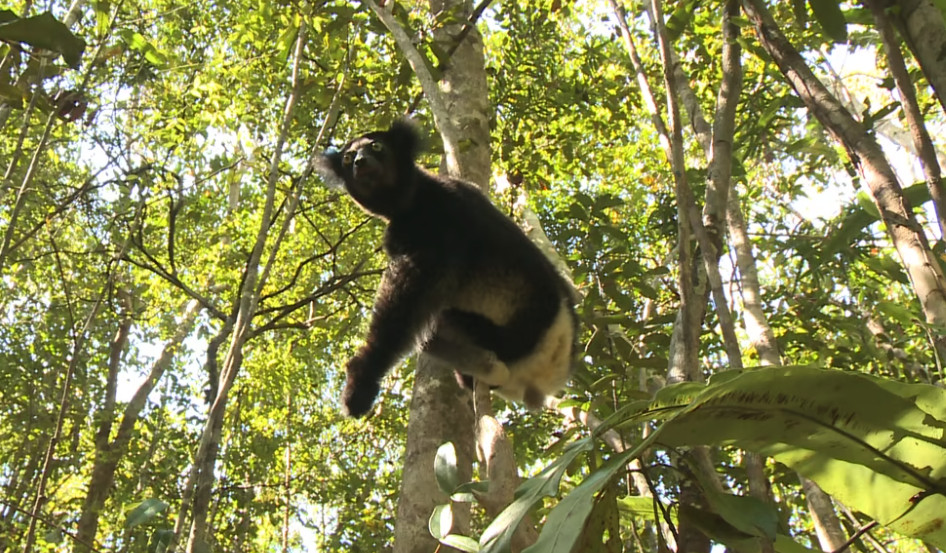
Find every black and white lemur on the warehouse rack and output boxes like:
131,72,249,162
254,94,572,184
319,120,578,417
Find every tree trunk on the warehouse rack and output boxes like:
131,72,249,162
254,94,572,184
74,298,201,550
728,183,849,552
891,0,946,116
802,477,849,551
376,0,491,549
74,291,133,552
393,357,475,553
742,0,946,330
182,24,308,553
868,0,946,238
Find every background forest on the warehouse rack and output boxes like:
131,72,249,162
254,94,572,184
3,0,946,551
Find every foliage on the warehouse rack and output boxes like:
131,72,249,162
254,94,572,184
1,0,944,551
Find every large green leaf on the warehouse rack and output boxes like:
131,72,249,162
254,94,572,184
434,442,460,495
479,438,593,553
125,498,169,528
0,12,86,67
808,0,847,43
524,447,640,553
630,367,946,547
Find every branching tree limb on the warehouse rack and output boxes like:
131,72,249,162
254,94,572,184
866,0,946,238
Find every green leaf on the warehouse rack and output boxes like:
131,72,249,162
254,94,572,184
632,367,946,547
524,447,640,552
616,496,671,522
666,0,699,41
42,528,63,544
876,300,917,326
435,442,459,495
0,82,24,106
442,534,480,552
808,0,847,43
429,503,453,540
480,438,593,553
705,491,778,540
125,498,169,528
148,529,173,553
0,12,86,67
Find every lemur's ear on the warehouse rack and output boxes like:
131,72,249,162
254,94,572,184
387,119,422,161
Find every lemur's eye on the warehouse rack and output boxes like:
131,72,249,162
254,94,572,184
370,142,384,152
342,151,354,165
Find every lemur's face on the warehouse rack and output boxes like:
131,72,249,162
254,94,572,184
339,137,395,192
317,120,421,219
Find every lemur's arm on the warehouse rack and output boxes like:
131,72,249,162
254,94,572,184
342,255,454,417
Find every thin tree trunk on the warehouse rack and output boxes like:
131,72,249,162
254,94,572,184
726,192,781,367
281,389,292,553
890,0,946,116
20,198,143,553
182,24,308,553
742,0,946,329
75,299,202,551
867,0,946,238
802,477,849,551
728,181,848,552
648,0,700,387
74,290,134,552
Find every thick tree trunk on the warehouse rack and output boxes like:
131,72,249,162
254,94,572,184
394,357,475,553
742,0,946,330
379,0,490,550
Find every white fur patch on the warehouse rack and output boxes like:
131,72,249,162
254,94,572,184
492,298,575,403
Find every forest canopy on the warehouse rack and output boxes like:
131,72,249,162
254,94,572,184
2,0,946,552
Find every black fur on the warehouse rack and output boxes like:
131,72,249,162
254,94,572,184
319,120,577,417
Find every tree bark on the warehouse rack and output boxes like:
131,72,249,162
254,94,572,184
802,477,849,551
742,0,946,330
365,0,490,550
890,0,946,116
868,0,946,238
73,289,132,550
394,357,475,552
728,176,849,552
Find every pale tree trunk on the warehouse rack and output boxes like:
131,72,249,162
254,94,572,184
742,0,946,331
74,298,203,551
364,1,488,551
20,198,144,553
613,2,747,550
177,24,309,553
727,181,848,552
867,0,946,238
890,0,946,116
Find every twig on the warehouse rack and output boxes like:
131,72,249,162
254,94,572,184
831,520,878,553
